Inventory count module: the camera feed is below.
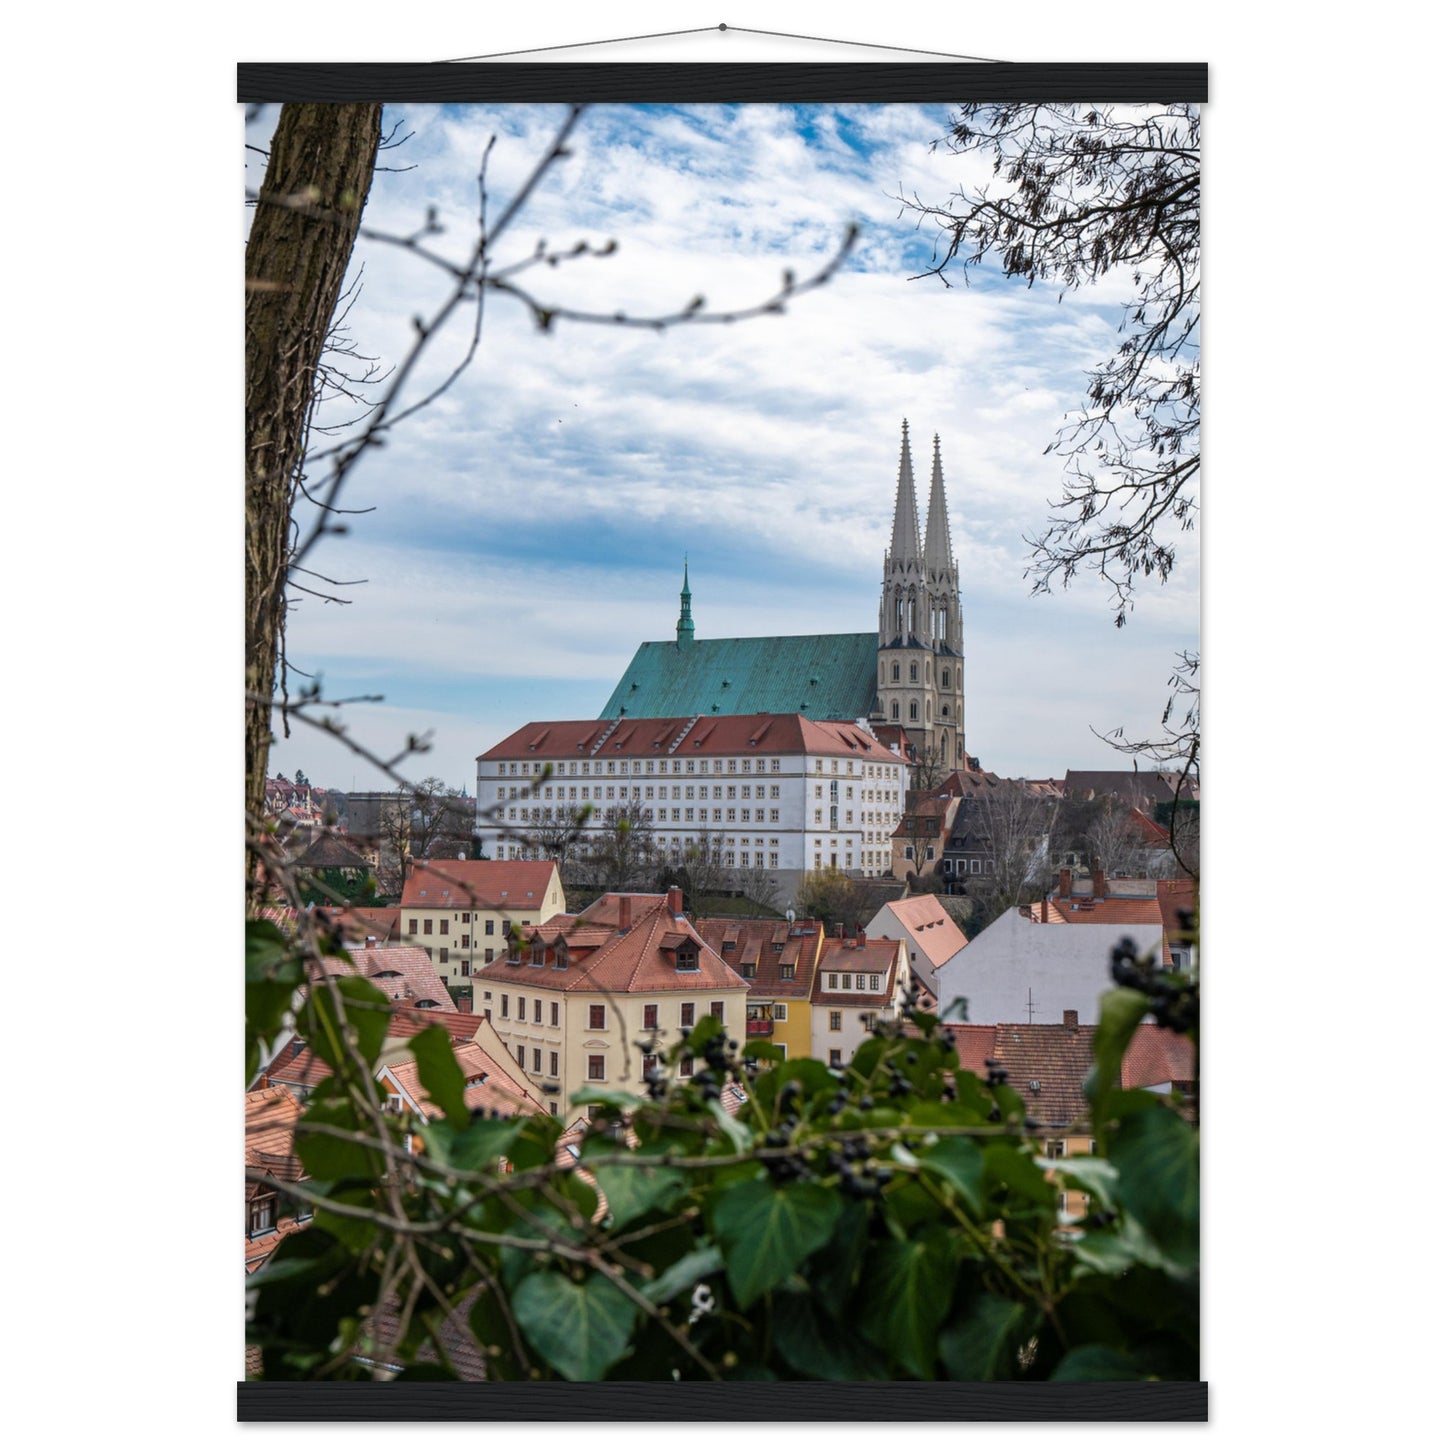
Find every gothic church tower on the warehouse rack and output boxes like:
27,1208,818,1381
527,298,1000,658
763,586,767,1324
877,420,965,772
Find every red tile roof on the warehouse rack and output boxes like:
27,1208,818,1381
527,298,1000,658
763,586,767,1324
1034,896,1167,928
383,1040,543,1121
401,859,559,912
479,714,907,764
693,916,825,1000
812,936,903,1006
1121,1026,1197,1090
311,944,456,1011
875,895,969,973
477,892,747,995
314,905,401,944
245,1084,303,1168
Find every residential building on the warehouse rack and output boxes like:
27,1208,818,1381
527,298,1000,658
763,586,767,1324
933,902,1172,1028
476,713,908,902
473,888,748,1114
311,940,456,1012
810,931,908,1068
597,421,965,775
244,1084,311,1274
889,792,959,881
693,914,828,1060
399,859,566,987
864,893,970,998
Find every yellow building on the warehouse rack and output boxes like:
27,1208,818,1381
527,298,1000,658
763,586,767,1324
473,889,748,1120
399,859,566,988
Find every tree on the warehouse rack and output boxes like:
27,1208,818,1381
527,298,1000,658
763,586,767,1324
579,801,659,893
522,804,593,879
958,780,1055,932
245,104,383,838
902,103,1199,625
731,861,782,914
794,865,870,930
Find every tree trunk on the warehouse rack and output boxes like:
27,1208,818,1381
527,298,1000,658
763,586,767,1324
245,103,383,830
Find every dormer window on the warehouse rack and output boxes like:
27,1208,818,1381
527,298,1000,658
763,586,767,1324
248,1194,277,1239
675,944,699,972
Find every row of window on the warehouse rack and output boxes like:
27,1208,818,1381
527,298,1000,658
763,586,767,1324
496,756,786,779
884,660,953,688
409,917,499,936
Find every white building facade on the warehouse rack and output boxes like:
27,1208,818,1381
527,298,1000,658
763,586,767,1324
476,713,908,898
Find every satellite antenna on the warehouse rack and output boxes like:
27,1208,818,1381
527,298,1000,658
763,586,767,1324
786,908,796,923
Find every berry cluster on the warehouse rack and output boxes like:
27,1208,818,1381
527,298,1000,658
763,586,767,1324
1110,936,1199,1035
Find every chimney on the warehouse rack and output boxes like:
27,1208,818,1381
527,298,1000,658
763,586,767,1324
457,995,473,1015
618,895,632,933
668,885,684,917
1092,860,1106,898
1063,1009,1078,1032
365,935,376,949
837,923,845,939
1058,866,1072,898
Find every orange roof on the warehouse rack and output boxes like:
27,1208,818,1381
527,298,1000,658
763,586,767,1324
384,1041,543,1121
1121,1025,1197,1090
245,1084,302,1168
476,892,747,995
401,859,559,911
875,895,969,973
813,936,903,1005
693,915,825,1000
315,904,401,944
311,944,456,1011
479,714,907,764
1034,896,1167,928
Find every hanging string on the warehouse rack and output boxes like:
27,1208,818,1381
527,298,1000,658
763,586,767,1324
444,23,1003,65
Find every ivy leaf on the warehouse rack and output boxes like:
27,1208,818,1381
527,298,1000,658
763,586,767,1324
641,1245,723,1304
442,1114,523,1174
858,1232,958,1379
1049,1155,1120,1212
245,920,305,1082
1110,1106,1199,1268
1051,1343,1152,1380
1086,987,1151,1130
511,1271,637,1381
711,1177,840,1308
307,975,391,1075
938,1292,1034,1380
708,1099,751,1152
590,1164,685,1230
406,1026,468,1129
982,1141,1058,1211
917,1137,986,1216
773,1291,889,1380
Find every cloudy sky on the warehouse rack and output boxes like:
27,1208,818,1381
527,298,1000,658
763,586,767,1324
250,101,1199,794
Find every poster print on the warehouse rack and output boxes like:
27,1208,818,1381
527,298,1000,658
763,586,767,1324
242,66,1204,1421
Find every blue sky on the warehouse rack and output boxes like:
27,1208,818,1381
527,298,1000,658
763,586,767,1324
251,101,1199,793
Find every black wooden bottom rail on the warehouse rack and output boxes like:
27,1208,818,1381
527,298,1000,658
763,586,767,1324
238,1379,1208,1422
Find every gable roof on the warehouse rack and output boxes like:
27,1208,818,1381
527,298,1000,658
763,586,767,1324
479,713,903,765
478,892,748,995
401,859,559,912
245,1085,303,1174
598,632,879,723
871,895,969,974
693,915,825,999
292,833,371,871
311,944,456,1012
382,1041,543,1121
313,904,401,945
813,935,904,1006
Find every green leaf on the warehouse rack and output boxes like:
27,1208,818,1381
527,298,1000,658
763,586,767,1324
917,1137,986,1216
938,1292,1034,1380
444,1115,523,1174
1110,1106,1199,1268
1087,987,1151,1130
406,1026,468,1129
982,1142,1058,1211
512,1270,637,1381
772,1291,888,1380
682,1011,723,1053
742,1040,785,1064
307,975,391,1075
1049,1155,1120,1212
641,1245,723,1305
858,1232,958,1379
294,1100,386,1182
708,1099,751,1152
468,1284,527,1381
711,1177,841,1308
590,1163,685,1230
569,1086,641,1111
245,920,305,1082
1051,1344,1152,1380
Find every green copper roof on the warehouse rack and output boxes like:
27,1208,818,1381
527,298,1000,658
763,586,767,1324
600,633,880,722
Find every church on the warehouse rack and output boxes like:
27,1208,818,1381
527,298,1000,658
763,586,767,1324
599,419,967,774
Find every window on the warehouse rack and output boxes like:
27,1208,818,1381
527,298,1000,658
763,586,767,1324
829,1011,842,1031
681,1002,696,1027
909,702,918,721
485,919,495,935
485,948,494,963
439,947,449,964
643,1004,658,1030
248,1195,277,1238
1045,1139,1067,1160
679,1057,694,1077
461,959,471,976
462,912,471,924
869,974,879,990
780,962,795,980
516,1044,525,1065
774,1003,788,1021
533,1049,542,1073
828,1049,842,1068
550,1001,559,1027
517,996,525,1018
827,973,838,989
841,974,852,990
891,662,899,681
461,934,470,949
534,998,542,1024
423,919,433,935
549,1052,559,1076
408,918,418,934
589,1004,606,1030
710,1001,724,1020
439,919,449,936
501,996,509,1018
642,1053,658,1075
891,702,899,720
588,1055,605,1080
675,944,699,971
